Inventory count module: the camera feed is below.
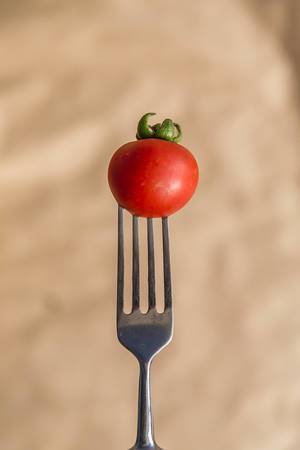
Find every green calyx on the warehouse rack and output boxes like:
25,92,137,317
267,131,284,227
136,112,182,143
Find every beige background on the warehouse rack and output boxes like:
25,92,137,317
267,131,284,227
1,1,300,449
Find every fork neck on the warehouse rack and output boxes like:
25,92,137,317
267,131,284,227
131,359,161,450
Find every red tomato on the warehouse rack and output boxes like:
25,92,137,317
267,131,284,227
108,138,199,217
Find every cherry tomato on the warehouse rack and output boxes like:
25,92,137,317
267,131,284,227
108,137,199,218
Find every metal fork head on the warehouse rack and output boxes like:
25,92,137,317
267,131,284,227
117,206,173,363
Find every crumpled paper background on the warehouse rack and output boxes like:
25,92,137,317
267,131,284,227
1,1,300,449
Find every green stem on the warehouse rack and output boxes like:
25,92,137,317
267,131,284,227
136,113,182,143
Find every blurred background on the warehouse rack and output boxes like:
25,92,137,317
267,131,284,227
1,1,300,449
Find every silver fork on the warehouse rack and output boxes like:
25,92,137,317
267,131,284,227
117,206,173,450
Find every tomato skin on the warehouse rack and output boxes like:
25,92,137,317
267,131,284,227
108,138,199,218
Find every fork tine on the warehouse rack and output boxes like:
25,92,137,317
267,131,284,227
117,205,124,314
132,215,140,311
147,218,156,310
162,217,172,309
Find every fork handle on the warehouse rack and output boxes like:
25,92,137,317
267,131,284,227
129,360,163,450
